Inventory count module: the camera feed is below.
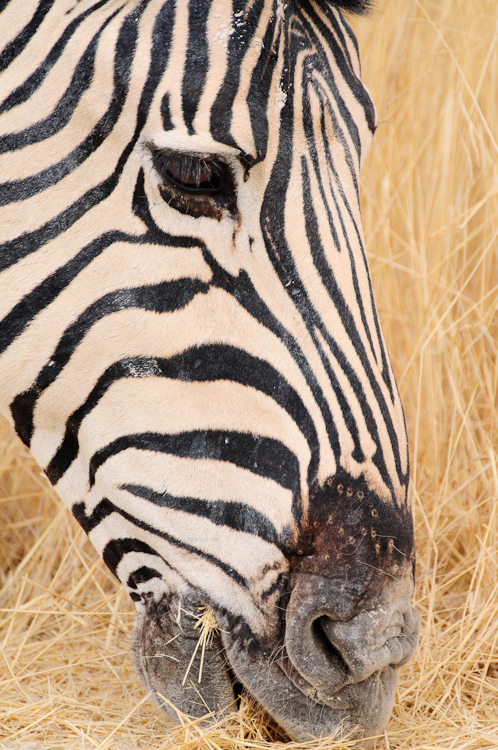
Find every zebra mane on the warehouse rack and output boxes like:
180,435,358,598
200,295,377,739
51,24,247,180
331,0,373,15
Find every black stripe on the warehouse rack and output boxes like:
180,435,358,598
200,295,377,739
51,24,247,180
340,8,361,57
2,232,127,360
103,538,161,578
160,92,173,130
87,431,300,496
261,570,287,602
123,482,279,545
74,495,248,587
44,345,315,488
127,566,162,589
0,0,114,119
0,1,55,75
134,0,177,134
73,497,114,533
182,0,210,134
38,280,209,391
209,0,265,153
244,3,280,163
0,121,136,271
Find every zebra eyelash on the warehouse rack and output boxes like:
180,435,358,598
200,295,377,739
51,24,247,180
151,149,226,193
147,146,234,194
146,145,237,219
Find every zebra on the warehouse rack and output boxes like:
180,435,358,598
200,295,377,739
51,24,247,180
0,0,420,741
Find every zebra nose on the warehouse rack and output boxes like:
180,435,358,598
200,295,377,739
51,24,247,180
314,602,420,683
285,573,419,697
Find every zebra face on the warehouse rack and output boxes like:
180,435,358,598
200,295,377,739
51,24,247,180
0,0,419,741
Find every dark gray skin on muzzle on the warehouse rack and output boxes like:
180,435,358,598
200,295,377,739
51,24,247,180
135,472,419,741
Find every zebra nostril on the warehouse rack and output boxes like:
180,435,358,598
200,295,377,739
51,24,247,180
318,602,420,682
285,570,419,697
311,616,350,676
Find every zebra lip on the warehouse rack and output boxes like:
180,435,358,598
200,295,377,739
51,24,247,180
280,658,398,711
133,594,236,721
221,629,403,743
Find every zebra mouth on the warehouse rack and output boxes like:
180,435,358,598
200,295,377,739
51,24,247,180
132,574,418,742
130,477,419,741
220,582,419,742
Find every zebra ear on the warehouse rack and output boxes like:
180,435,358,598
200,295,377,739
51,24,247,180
331,0,373,15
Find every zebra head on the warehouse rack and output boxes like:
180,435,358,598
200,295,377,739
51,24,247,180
0,0,419,741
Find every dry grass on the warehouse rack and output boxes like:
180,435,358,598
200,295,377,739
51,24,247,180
1,0,498,746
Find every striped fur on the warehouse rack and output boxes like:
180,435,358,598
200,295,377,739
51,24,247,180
0,0,417,739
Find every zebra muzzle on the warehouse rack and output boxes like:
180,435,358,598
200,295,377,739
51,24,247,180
131,476,420,742
218,561,419,743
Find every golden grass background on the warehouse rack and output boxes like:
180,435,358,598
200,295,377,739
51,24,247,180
1,0,498,746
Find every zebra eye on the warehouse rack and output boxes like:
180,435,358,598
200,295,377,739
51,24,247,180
147,145,236,219
161,154,222,193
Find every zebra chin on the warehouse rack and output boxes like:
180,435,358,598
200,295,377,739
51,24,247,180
132,564,419,743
